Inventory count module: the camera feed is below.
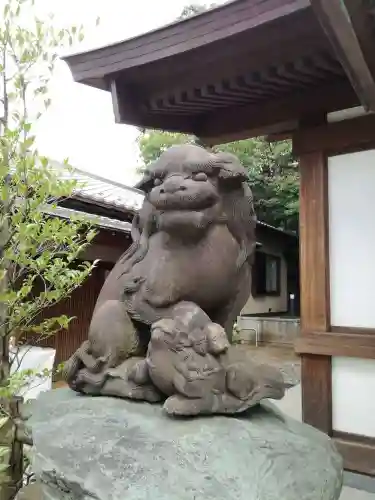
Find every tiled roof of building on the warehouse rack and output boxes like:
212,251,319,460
51,161,144,214
43,204,132,233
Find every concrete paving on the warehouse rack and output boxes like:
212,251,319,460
341,488,375,499
273,385,375,499
240,344,301,386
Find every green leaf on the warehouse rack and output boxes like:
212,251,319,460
3,3,10,16
0,418,10,429
0,463,10,473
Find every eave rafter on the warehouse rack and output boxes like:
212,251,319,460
311,0,375,111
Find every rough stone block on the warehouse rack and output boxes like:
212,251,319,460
27,389,343,500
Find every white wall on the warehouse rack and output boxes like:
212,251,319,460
329,149,375,436
9,346,56,401
328,150,375,328
332,357,375,437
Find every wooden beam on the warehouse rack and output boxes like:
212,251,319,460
293,113,375,155
79,229,131,264
333,432,375,476
110,79,199,133
343,0,375,79
110,80,124,124
311,0,375,111
295,331,375,359
80,243,125,265
198,80,358,144
266,131,294,143
331,326,375,335
298,148,332,435
202,121,298,146
266,112,326,142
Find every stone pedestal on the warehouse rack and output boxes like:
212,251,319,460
26,389,343,500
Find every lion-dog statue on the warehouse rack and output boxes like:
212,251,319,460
64,144,285,415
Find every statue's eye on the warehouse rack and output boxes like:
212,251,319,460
193,172,208,182
154,178,162,186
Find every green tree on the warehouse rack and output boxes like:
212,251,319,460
220,137,298,233
137,131,298,233
0,0,97,495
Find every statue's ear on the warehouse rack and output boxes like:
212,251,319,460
214,152,248,184
131,198,155,241
134,170,154,194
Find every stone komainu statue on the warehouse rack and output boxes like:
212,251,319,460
64,144,284,415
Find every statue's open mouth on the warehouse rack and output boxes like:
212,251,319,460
151,192,219,211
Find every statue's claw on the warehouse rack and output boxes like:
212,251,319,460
76,369,106,389
101,376,163,403
102,358,163,403
66,354,163,404
127,359,150,385
163,394,215,416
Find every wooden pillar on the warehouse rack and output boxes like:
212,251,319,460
294,113,375,475
298,150,332,434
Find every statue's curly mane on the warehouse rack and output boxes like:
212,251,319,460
117,200,156,281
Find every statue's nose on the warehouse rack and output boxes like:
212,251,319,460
160,176,187,194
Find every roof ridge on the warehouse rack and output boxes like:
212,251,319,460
61,0,240,60
47,160,143,213
49,160,143,195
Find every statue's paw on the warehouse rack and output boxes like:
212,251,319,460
127,359,150,385
204,323,229,356
126,384,163,403
215,381,285,415
213,392,256,414
226,363,285,403
226,365,256,400
249,376,285,403
163,394,214,416
65,368,106,395
76,369,106,388
256,364,286,401
64,340,103,391
63,352,82,386
101,377,163,403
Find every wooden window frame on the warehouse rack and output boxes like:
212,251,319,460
252,250,282,297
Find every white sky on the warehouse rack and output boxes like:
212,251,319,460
34,0,226,187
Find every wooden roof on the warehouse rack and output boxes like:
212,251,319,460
63,0,375,144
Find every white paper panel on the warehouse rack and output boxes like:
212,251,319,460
328,150,375,327
332,357,375,437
